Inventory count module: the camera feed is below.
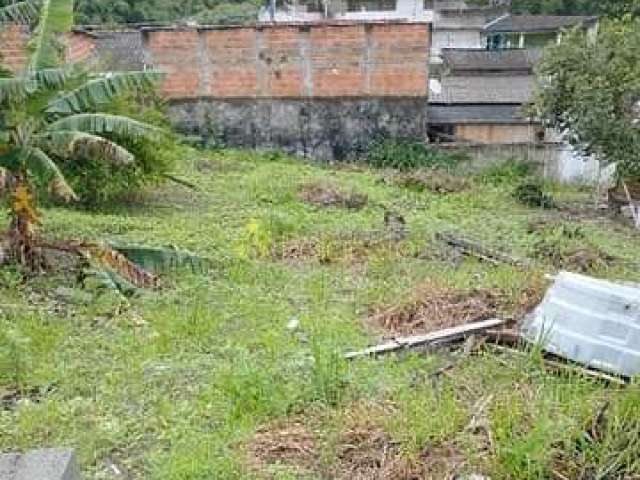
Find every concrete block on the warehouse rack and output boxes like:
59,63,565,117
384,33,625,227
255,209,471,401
0,449,82,480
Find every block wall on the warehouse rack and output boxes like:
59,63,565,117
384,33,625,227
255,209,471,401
144,22,431,99
0,24,29,73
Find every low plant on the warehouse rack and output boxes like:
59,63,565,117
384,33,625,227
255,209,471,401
480,158,533,186
60,93,182,205
366,138,469,171
513,181,556,208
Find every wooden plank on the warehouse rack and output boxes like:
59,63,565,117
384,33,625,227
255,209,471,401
345,318,507,360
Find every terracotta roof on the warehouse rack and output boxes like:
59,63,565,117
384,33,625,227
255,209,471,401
485,14,598,33
442,48,541,73
428,104,532,124
430,74,535,104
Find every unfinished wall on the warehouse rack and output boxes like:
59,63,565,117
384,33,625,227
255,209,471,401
144,22,431,159
0,24,29,73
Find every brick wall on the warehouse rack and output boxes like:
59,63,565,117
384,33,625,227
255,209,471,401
0,24,29,73
66,31,97,65
144,22,431,99
0,25,98,72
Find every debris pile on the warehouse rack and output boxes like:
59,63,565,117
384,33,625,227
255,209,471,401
298,182,368,210
393,170,471,194
368,282,503,336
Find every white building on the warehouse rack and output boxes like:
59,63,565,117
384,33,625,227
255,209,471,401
259,0,433,23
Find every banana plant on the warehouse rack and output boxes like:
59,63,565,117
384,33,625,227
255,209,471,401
0,0,163,270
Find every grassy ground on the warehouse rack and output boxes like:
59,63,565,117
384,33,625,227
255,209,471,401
1,149,640,479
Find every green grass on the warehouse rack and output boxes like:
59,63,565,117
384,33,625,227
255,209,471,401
1,149,640,479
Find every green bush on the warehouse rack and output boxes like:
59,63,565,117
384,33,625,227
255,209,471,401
59,93,181,206
513,181,556,208
480,158,533,186
366,138,469,171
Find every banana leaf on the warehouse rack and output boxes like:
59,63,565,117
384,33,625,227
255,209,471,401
109,244,211,275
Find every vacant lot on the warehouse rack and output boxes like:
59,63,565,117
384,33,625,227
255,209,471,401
2,149,640,479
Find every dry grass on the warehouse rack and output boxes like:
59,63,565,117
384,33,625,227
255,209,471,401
368,282,503,336
393,170,471,195
298,182,368,210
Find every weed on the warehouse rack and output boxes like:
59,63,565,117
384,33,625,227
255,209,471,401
366,138,469,171
513,181,556,209
480,159,533,186
393,170,471,194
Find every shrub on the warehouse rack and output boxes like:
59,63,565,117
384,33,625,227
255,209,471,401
366,138,469,171
59,93,181,205
513,181,556,209
480,158,533,186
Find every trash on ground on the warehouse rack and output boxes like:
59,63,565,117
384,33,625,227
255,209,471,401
523,271,640,377
0,448,82,480
436,232,527,267
346,318,507,360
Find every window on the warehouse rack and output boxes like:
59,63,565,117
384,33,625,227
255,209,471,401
346,0,396,12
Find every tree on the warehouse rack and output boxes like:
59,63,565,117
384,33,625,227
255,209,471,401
0,0,162,270
534,18,640,179
511,0,640,17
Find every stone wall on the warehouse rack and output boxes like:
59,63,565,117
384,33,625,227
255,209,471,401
143,22,431,159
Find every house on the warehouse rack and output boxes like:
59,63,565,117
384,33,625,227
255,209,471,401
484,14,599,50
259,0,433,23
428,48,543,144
430,0,508,63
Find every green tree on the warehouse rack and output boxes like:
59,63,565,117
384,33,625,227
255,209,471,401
534,18,640,179
0,0,162,269
511,0,640,17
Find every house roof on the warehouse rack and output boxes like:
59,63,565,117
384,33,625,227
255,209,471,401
428,104,532,124
485,14,598,33
430,75,535,104
441,48,542,73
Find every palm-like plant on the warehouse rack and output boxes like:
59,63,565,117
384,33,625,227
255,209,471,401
0,0,162,270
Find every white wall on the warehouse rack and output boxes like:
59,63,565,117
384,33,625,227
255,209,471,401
431,29,482,59
260,0,433,22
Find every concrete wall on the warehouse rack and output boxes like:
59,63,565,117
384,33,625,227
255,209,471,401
443,142,602,184
455,123,537,144
170,97,429,160
144,22,431,160
0,24,29,73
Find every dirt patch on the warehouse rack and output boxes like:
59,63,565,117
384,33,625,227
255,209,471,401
368,282,503,336
394,171,471,195
250,420,318,476
275,238,321,263
250,405,465,479
298,182,368,210
1,384,55,411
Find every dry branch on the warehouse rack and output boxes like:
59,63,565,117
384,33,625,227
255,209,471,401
345,318,507,360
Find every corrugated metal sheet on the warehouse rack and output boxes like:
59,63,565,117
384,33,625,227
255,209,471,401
428,104,531,124
429,75,535,104
523,272,640,377
485,14,598,33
